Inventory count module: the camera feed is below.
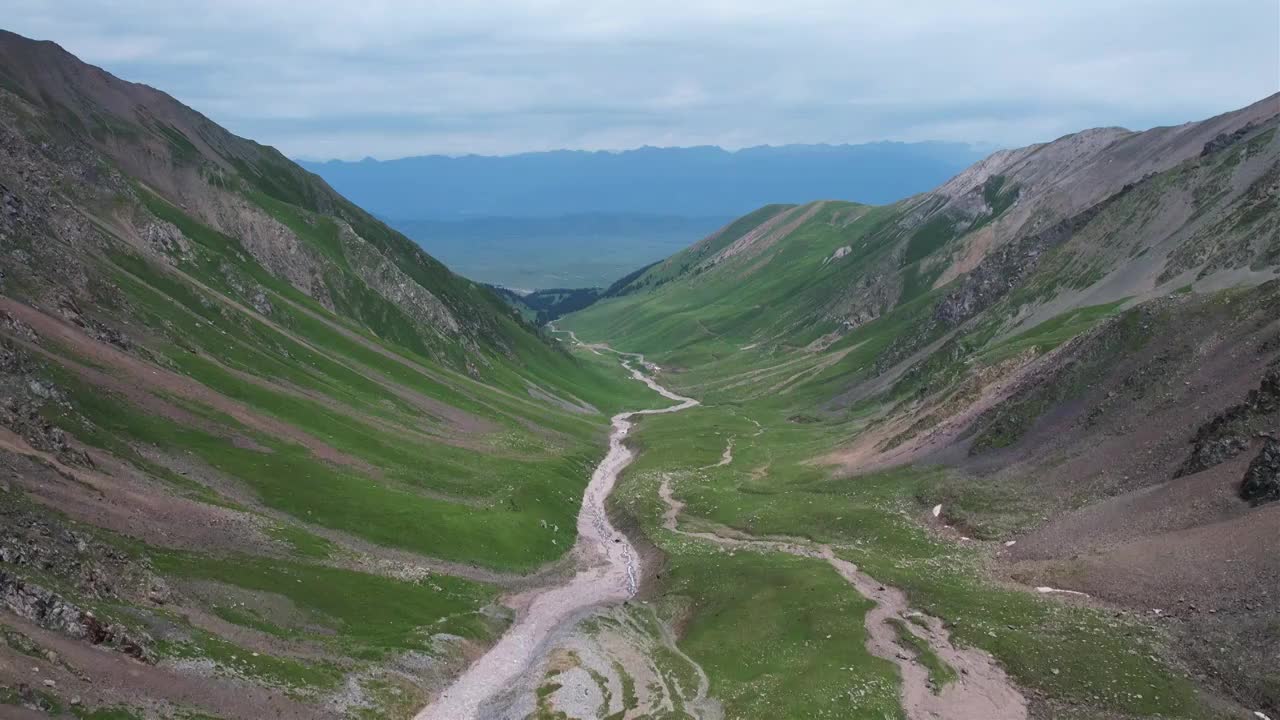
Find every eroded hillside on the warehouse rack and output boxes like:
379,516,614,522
0,30,660,719
563,93,1280,719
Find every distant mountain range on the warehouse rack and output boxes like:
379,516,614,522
299,142,989,220
302,142,989,289
566,93,1280,717
5,25,1280,720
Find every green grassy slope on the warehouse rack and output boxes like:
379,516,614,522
0,30,666,719
606,401,1209,719
561,102,1280,719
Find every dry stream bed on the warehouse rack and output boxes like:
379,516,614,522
418,334,1027,720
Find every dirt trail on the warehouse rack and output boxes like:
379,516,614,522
704,437,735,468
415,335,698,720
658,479,1028,720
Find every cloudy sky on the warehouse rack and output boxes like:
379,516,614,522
7,1,1278,160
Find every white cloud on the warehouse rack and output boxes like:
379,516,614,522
5,0,1278,158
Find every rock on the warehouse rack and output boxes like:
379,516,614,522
1180,436,1249,476
1240,439,1280,505
1177,369,1280,477
142,220,192,261
146,577,171,604
0,570,154,663
1201,122,1257,156
16,683,53,711
250,288,273,316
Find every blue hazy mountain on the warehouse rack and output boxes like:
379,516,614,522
299,142,987,220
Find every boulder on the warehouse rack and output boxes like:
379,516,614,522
0,570,153,662
1241,439,1280,505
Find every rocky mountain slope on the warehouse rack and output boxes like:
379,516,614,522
3,24,1278,720
565,93,1280,718
0,30,659,719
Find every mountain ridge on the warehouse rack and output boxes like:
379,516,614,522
0,28,669,719
563,91,1280,717
2,24,1279,720
299,140,988,220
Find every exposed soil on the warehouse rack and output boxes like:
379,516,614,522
0,613,331,720
415,342,698,720
0,297,373,471
658,478,1028,720
0,430,278,557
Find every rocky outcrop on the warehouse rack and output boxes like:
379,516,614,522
1241,439,1280,505
141,219,193,263
933,185,1127,328
339,222,460,335
56,294,132,351
1177,369,1280,477
0,571,153,662
0,340,92,466
0,505,156,662
1200,121,1258,157
204,194,337,310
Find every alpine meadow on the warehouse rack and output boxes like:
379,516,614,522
0,8,1278,720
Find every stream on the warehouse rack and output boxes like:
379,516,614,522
415,333,697,720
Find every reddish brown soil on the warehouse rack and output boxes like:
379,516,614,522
0,614,332,720
0,296,372,471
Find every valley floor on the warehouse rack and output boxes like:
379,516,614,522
416,328,1254,720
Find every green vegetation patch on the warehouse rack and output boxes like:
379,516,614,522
158,630,342,690
154,552,501,659
614,403,1210,720
887,617,956,692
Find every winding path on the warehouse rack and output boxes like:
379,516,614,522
415,331,697,720
658,479,1028,720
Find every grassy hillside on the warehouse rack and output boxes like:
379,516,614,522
0,30,660,719
560,96,1280,718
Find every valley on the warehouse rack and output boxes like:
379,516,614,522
418,337,698,720
0,25,1278,720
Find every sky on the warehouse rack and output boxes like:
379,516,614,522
7,1,1279,160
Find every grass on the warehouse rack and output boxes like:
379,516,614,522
653,545,903,719
23,218,663,572
73,707,147,720
979,298,1131,364
887,618,956,692
902,212,961,266
267,524,335,559
153,552,502,659
969,305,1155,452
40,354,595,570
603,400,1211,719
159,630,342,690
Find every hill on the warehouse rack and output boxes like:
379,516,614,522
306,143,987,291
3,24,1279,720
562,94,1280,718
0,29,658,719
